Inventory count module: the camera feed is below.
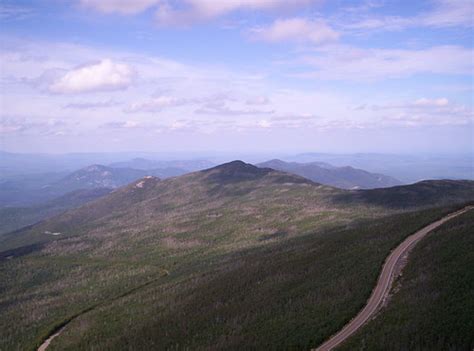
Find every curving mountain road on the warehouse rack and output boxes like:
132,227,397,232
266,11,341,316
36,207,472,351
314,205,473,351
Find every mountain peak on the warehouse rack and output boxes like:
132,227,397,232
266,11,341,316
214,160,257,170
204,160,272,183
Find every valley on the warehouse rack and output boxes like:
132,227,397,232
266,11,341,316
0,157,408,236
1,161,473,350
2,2,472,349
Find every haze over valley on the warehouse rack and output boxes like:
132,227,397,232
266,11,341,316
1,1,473,350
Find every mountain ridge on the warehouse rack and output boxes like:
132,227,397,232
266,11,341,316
257,159,402,189
202,160,314,185
1,160,474,351
2,161,473,253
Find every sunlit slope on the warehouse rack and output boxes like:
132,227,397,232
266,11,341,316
0,161,341,252
0,161,473,350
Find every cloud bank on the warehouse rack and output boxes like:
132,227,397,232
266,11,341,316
49,59,135,94
251,18,339,44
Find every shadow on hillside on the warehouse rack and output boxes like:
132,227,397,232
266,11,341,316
331,179,474,209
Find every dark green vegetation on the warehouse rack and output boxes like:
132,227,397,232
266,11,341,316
339,210,474,351
257,159,401,189
337,179,474,209
0,161,473,350
46,209,464,351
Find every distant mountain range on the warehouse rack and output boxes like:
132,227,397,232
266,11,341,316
108,158,214,171
0,163,189,232
2,151,471,182
0,151,215,177
50,164,176,192
0,158,462,238
0,188,111,235
2,160,473,351
0,164,186,207
288,153,474,182
50,165,150,191
4,160,472,250
257,159,402,189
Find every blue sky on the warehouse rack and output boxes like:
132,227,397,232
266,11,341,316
0,0,472,154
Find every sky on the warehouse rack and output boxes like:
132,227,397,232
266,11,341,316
0,0,473,154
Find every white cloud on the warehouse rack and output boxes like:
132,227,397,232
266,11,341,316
0,118,70,135
421,0,473,28
377,111,472,128
413,98,449,107
49,59,135,94
369,97,472,128
0,119,26,134
78,0,317,24
0,37,272,129
1,35,472,154
269,114,318,129
186,0,312,17
155,0,316,25
195,100,274,116
80,0,160,14
170,120,188,130
250,18,339,44
63,100,121,109
123,120,139,128
103,120,142,129
343,16,410,31
297,45,473,81
126,95,188,112
246,96,270,105
257,119,271,128
343,0,473,31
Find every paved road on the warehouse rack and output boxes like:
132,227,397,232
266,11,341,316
314,206,473,351
38,329,64,351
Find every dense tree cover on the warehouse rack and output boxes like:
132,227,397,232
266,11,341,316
47,209,456,350
339,211,474,351
1,163,473,350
